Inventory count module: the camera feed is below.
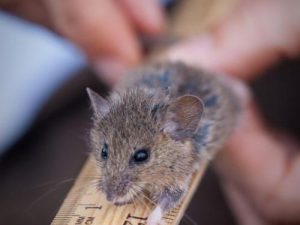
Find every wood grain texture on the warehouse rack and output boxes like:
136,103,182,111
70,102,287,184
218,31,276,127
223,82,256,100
51,157,208,225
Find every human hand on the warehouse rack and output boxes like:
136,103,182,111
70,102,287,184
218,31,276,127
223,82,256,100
1,0,165,84
167,0,300,224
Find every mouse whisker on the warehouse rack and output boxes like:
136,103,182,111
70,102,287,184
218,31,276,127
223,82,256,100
23,178,78,215
132,186,148,206
129,189,138,209
131,186,151,210
182,213,198,225
137,194,150,210
134,184,157,207
23,178,75,191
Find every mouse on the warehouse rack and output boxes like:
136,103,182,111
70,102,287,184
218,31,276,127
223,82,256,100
87,61,244,225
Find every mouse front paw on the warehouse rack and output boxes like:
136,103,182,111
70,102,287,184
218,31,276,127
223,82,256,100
147,206,164,225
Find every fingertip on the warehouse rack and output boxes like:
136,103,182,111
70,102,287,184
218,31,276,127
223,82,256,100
228,102,264,148
50,0,142,68
166,35,218,69
116,36,142,66
120,0,166,35
93,57,128,86
231,79,252,107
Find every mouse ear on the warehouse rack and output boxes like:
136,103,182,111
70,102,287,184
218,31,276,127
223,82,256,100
86,88,110,118
162,95,204,140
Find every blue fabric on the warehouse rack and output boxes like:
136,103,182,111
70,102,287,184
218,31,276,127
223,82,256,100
0,11,86,153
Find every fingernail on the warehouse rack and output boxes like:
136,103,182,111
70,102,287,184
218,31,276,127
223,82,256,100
93,57,127,86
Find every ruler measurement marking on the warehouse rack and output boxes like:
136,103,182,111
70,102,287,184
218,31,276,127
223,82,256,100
51,156,208,225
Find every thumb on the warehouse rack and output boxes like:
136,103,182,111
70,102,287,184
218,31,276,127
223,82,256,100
215,101,300,221
168,0,300,80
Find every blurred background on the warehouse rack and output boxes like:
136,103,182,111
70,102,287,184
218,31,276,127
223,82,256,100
0,0,300,224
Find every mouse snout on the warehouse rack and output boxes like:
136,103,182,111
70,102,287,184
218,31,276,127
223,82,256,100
105,174,132,203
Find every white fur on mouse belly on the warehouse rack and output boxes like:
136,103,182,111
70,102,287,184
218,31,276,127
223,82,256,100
147,206,163,225
114,192,164,225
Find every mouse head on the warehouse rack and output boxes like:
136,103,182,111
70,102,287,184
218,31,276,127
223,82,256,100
87,88,203,205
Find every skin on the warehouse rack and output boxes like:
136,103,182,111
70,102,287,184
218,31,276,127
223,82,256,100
0,0,165,84
166,0,300,224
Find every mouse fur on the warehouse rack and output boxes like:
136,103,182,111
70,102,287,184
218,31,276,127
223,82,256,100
87,61,242,224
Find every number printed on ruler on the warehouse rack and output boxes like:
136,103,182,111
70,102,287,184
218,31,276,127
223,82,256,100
54,183,180,225
51,157,207,225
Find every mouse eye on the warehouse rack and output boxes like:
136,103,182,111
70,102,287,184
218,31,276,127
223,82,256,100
132,149,150,164
101,143,109,160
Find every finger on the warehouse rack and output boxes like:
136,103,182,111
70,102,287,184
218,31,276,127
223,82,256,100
118,0,165,35
167,0,300,80
45,0,141,67
215,101,300,221
222,182,267,225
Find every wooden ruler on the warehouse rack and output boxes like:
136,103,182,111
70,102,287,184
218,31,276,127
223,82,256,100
51,1,237,224
51,157,208,225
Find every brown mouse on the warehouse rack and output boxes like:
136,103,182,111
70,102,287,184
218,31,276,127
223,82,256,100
87,62,243,225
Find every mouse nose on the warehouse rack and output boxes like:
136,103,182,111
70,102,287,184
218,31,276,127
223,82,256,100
105,176,131,202
106,191,114,202
105,185,124,202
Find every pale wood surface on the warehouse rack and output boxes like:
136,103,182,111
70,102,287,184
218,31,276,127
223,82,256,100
51,157,208,225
